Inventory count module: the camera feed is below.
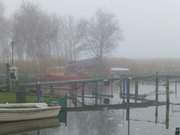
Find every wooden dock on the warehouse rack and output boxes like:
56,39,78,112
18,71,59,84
66,101,166,112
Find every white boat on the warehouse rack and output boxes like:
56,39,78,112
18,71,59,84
0,103,61,122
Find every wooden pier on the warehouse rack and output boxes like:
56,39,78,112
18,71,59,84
14,73,180,130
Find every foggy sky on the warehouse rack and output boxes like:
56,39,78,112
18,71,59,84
2,0,180,58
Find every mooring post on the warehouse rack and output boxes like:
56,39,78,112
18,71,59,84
122,79,126,103
65,93,68,126
82,82,85,106
166,79,170,129
50,85,54,98
36,82,42,103
110,80,114,97
135,80,139,103
95,82,98,105
175,80,178,98
155,72,159,124
71,83,77,107
126,79,130,120
119,80,122,98
126,78,130,135
74,83,78,107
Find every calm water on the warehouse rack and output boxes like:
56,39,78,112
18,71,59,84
2,81,180,135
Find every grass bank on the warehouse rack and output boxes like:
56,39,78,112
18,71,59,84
0,92,54,103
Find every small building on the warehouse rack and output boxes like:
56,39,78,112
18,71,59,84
110,67,129,78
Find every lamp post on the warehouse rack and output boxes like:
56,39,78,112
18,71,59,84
11,40,14,65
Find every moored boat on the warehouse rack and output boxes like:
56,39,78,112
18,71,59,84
0,103,60,122
0,118,60,135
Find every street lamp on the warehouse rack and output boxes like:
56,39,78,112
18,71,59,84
11,40,14,65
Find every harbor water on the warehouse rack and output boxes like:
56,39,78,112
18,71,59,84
1,81,180,135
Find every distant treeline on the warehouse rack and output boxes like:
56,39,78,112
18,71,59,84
1,57,180,77
0,1,121,66
106,58,180,76
0,2,178,77
68,57,180,77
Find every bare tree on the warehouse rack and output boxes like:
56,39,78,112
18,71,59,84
0,2,10,63
12,1,59,62
0,2,4,17
71,10,122,77
57,17,88,62
82,10,122,59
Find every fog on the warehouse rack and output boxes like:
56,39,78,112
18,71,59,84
2,0,180,58
0,2,180,135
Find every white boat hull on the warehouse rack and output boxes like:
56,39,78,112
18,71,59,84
0,103,61,122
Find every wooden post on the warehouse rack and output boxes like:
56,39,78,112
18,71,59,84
155,72,159,124
119,80,122,98
72,83,77,107
36,82,42,103
126,78,130,135
82,83,85,106
166,79,170,129
122,79,125,103
65,93,68,126
126,79,130,120
74,83,77,107
110,80,113,97
37,130,40,135
175,80,178,98
50,85,54,98
135,80,139,103
95,82,98,105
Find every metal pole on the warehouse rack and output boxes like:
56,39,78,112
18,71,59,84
6,63,10,91
166,79,170,129
126,78,130,135
11,41,14,65
50,85,54,98
110,80,113,96
122,79,125,103
95,82,98,105
126,79,130,121
119,80,122,98
74,83,77,107
82,83,85,106
175,80,178,98
36,82,41,103
10,41,15,91
65,93,68,126
155,72,159,124
135,80,138,103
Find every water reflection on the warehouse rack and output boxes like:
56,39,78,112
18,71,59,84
0,81,179,135
0,118,60,135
